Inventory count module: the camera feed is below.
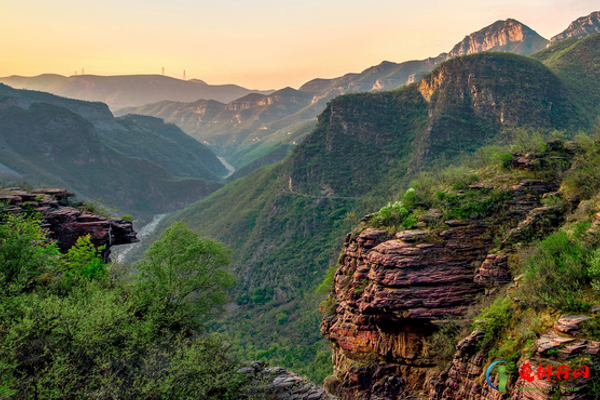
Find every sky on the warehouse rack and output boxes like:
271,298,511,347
1,0,598,89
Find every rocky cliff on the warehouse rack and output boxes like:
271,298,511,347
117,18,552,169
0,187,138,260
550,11,600,46
320,144,599,399
445,19,548,59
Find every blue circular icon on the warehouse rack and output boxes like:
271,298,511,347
486,360,508,391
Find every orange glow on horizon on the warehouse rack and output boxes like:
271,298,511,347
1,0,598,89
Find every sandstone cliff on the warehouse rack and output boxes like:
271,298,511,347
320,144,599,399
0,187,138,260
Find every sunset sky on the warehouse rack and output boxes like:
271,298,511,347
2,0,598,89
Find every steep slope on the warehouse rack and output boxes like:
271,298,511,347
0,74,273,110
321,142,600,399
152,52,586,381
116,87,316,168
118,19,548,169
0,84,224,221
550,10,600,45
532,32,600,120
108,114,226,180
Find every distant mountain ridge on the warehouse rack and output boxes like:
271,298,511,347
0,74,274,110
0,84,226,221
117,18,551,171
550,11,600,45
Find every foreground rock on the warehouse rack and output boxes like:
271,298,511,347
239,361,337,400
0,187,138,260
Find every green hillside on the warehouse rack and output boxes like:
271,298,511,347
532,32,600,121
0,84,225,222
152,50,594,381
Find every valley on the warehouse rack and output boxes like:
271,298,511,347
2,7,600,400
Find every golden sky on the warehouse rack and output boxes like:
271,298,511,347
2,0,598,89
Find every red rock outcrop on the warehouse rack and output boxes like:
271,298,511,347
1,187,138,260
320,151,587,399
321,221,496,399
431,313,600,400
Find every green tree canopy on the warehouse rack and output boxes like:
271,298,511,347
135,221,235,330
0,213,59,290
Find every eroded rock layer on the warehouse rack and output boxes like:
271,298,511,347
320,149,590,399
0,187,138,260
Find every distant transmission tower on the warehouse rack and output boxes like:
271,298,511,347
183,69,186,80
162,67,165,76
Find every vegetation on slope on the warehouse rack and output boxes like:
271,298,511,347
0,213,260,399
148,49,599,383
532,32,600,123
352,136,600,396
0,84,225,222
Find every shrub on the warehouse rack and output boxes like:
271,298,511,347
120,214,133,221
473,297,513,347
0,213,59,289
522,231,589,311
61,234,106,281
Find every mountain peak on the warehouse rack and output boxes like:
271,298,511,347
550,11,600,45
446,18,548,58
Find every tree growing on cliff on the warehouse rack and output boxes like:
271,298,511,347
135,221,235,330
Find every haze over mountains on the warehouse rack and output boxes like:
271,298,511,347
114,17,567,171
3,8,600,396
4,13,600,175
0,74,274,110
0,84,226,221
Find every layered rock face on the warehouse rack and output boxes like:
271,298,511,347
239,361,336,400
320,155,586,399
0,188,138,260
446,19,548,58
550,11,600,45
432,315,600,400
321,224,495,399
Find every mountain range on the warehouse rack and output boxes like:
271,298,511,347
3,10,600,388
5,13,600,176
0,84,226,221
0,74,274,111
114,16,585,172
146,30,600,381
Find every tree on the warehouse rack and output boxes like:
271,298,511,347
135,222,235,330
0,213,59,290
61,234,106,280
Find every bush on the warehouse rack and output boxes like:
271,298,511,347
522,231,589,311
120,214,133,221
0,213,259,399
473,297,513,347
61,234,106,281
